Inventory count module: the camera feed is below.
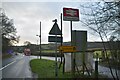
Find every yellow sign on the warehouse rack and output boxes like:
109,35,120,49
59,46,76,53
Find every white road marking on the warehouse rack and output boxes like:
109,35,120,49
0,60,16,71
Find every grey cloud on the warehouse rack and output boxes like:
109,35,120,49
2,2,100,45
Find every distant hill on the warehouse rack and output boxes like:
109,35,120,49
11,41,120,53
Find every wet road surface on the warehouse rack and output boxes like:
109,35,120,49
2,55,32,78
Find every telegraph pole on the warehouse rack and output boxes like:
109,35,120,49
36,21,42,59
40,21,41,59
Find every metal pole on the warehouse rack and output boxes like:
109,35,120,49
61,13,63,50
71,21,75,76
55,34,58,77
37,40,39,59
95,53,98,79
40,21,41,59
58,13,64,73
54,19,58,77
61,13,65,74
55,20,58,78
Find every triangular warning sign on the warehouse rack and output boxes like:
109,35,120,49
49,22,62,35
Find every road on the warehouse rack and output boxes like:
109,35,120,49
98,64,120,78
93,61,120,79
1,53,35,79
1,53,61,79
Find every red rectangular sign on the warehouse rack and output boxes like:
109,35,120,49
63,8,79,21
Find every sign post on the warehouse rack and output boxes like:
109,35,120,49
48,19,62,77
63,7,79,76
55,31,57,77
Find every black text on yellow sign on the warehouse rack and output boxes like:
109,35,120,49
59,46,76,53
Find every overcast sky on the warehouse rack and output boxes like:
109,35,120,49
2,1,110,45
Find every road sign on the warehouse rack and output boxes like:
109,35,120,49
49,22,62,35
63,8,79,21
72,30,87,51
59,46,76,53
48,36,63,42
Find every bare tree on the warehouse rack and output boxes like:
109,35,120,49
80,1,120,79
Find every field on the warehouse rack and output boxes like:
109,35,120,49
32,50,61,57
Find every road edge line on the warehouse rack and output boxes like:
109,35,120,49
0,60,16,71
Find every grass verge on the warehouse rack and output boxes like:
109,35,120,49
30,59,73,78
30,59,108,79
